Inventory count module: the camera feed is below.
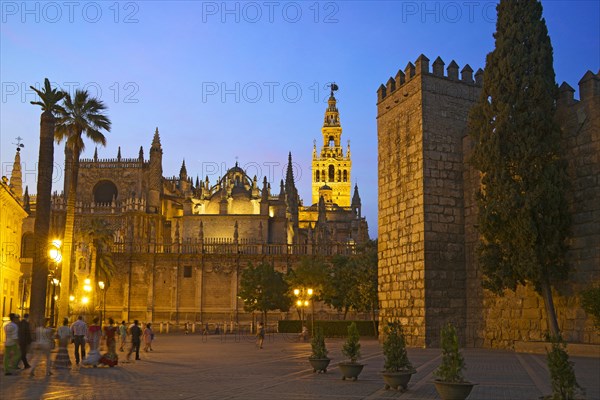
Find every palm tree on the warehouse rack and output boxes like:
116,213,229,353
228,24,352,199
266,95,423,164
84,218,117,288
55,90,111,322
29,79,65,328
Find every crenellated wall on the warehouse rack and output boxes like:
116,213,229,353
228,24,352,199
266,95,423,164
378,55,600,348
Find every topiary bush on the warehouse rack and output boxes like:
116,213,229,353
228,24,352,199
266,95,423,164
342,322,361,363
382,321,414,373
310,326,329,359
434,323,466,383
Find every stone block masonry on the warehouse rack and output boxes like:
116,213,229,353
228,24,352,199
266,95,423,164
378,55,600,348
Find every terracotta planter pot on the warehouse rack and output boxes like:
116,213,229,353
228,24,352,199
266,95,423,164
382,370,416,390
338,362,365,381
433,380,476,400
308,357,331,373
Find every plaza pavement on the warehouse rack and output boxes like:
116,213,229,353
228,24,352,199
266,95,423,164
1,332,598,400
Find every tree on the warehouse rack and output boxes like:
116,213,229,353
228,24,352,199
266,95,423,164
322,255,358,319
239,261,291,324
83,218,116,288
352,240,379,332
55,90,111,322
29,79,65,328
468,0,569,336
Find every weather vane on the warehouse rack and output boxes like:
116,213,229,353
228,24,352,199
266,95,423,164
13,136,24,152
329,82,339,97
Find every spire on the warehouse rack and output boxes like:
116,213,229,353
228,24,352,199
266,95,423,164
9,146,23,199
152,127,161,148
93,147,98,161
285,152,295,189
278,179,285,200
180,159,188,180
318,195,326,224
139,146,144,160
23,186,30,212
351,184,361,206
195,176,200,188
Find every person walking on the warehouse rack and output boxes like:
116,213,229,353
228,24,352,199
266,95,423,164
82,317,102,367
3,313,21,375
118,320,127,352
70,315,87,366
29,318,54,377
99,318,118,367
18,313,32,369
256,322,265,349
54,318,72,369
143,323,153,352
126,320,142,361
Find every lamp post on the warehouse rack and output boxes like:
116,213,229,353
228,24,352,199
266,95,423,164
98,281,106,324
294,287,313,335
82,278,92,317
48,240,62,326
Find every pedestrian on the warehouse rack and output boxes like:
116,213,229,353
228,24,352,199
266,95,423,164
3,313,21,375
54,318,72,369
143,323,154,352
118,320,127,352
99,318,118,367
82,317,102,367
70,315,87,366
126,320,142,361
256,322,265,349
18,313,32,369
29,318,54,377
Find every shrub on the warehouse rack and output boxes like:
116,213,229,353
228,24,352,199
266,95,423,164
341,322,361,363
546,335,584,400
434,323,465,383
580,287,600,330
310,326,328,359
382,321,414,373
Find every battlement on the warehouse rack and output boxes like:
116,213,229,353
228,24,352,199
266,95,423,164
378,54,483,103
558,70,600,106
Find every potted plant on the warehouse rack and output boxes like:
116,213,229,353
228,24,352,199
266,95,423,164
308,326,330,373
433,323,476,400
381,321,416,391
338,322,365,381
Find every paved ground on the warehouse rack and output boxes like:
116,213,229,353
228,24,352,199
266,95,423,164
1,333,598,400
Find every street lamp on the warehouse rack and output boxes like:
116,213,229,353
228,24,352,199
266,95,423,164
294,288,313,336
48,240,62,327
98,281,106,324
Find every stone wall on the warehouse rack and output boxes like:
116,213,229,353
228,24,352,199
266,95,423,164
378,55,600,348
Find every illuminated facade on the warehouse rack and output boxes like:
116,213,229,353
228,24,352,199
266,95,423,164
0,149,28,325
18,97,369,323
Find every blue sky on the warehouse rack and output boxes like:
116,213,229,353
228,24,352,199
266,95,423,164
1,1,599,238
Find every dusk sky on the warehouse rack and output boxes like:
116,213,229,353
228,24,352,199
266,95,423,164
1,1,599,238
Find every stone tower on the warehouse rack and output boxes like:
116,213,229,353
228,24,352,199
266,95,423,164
377,55,482,347
312,85,352,207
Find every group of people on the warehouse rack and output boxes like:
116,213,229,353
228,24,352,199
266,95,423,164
3,313,155,376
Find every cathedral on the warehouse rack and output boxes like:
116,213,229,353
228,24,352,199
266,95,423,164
17,89,369,325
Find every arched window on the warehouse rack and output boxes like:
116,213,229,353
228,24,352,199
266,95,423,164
322,170,326,182
328,136,335,147
93,180,118,204
315,170,320,182
337,170,341,182
343,170,348,182
328,165,335,181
